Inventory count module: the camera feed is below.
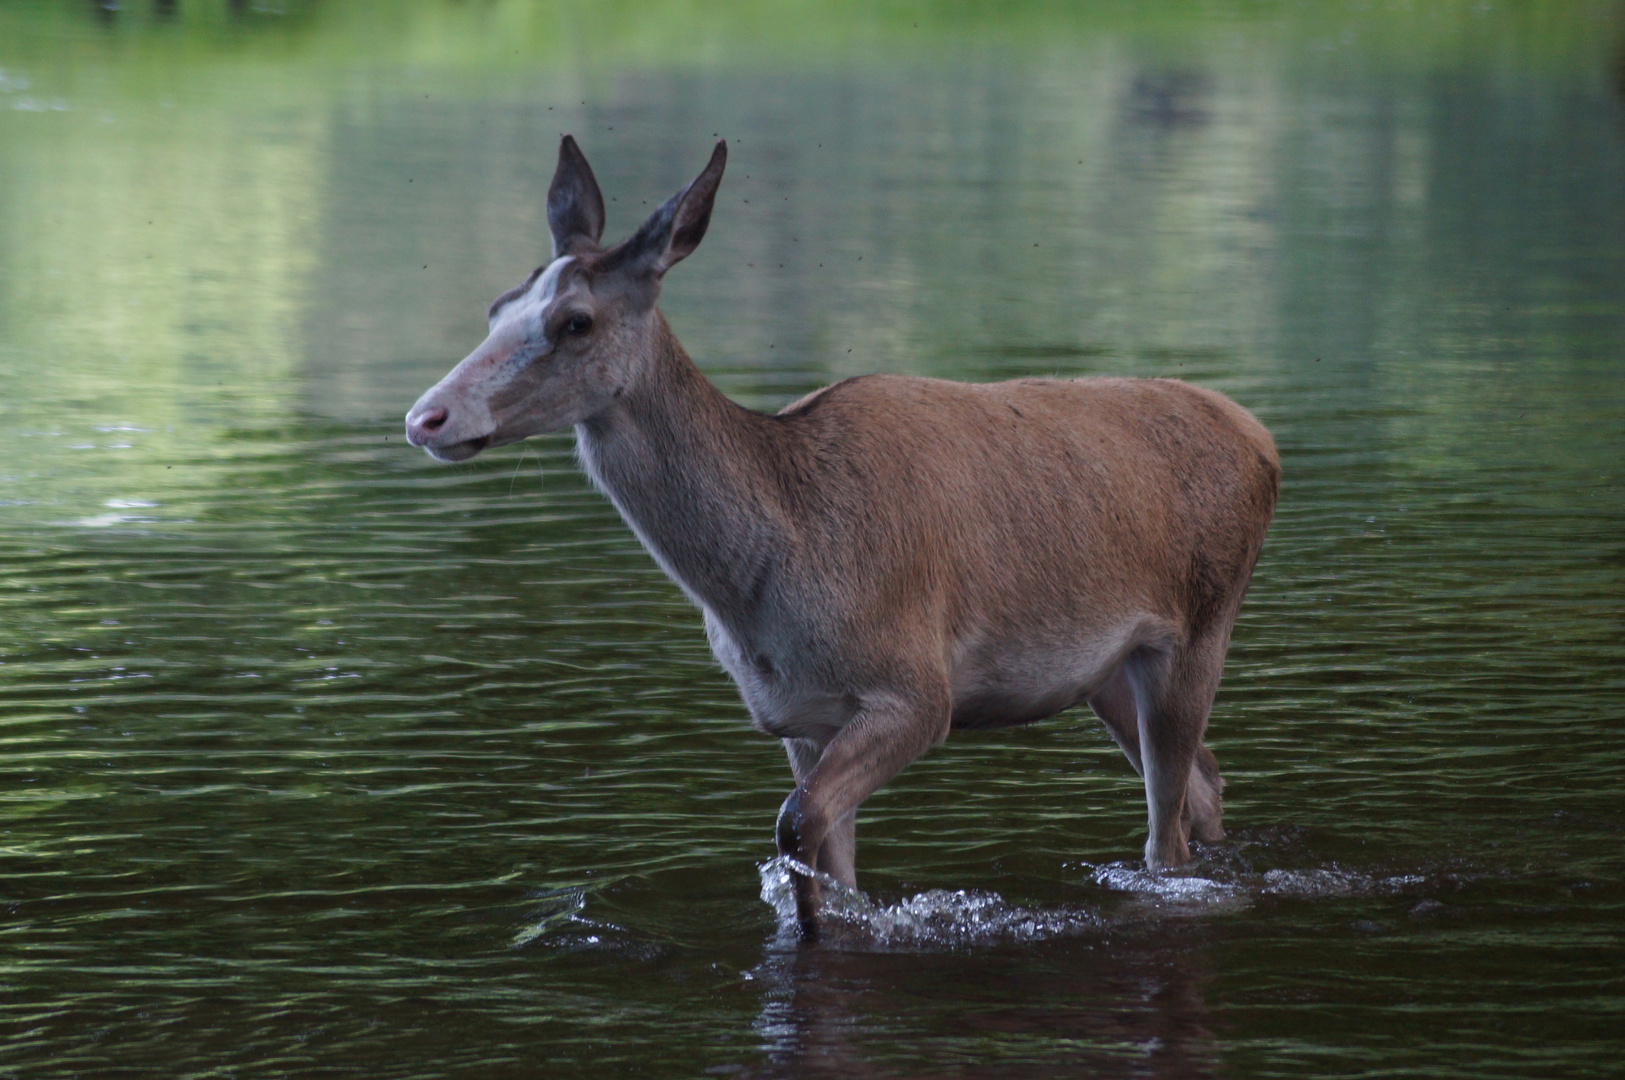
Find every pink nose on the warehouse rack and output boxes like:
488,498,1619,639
405,404,448,446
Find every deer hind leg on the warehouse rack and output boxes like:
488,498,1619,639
1087,664,1144,778
1184,742,1225,843
1131,634,1229,869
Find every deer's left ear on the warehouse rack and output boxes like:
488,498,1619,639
606,140,727,279
548,135,606,258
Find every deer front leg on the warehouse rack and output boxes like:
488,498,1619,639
784,738,857,888
775,679,951,938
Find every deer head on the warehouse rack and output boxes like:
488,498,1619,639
404,136,727,461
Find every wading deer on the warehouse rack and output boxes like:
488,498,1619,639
405,137,1279,936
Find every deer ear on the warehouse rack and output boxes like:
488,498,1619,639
548,135,606,258
605,140,727,279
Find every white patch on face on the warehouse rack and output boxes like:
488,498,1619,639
409,255,580,450
494,255,574,336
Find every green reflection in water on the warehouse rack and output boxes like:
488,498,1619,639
0,2,1622,1078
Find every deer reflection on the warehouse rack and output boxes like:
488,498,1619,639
740,928,1219,1079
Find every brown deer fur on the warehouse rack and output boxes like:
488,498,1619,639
405,137,1280,936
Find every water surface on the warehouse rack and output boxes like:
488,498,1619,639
1,2,1622,1076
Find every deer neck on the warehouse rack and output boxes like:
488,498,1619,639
574,312,781,617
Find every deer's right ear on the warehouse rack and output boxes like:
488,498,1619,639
547,135,606,258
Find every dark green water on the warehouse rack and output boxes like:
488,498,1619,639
2,2,1622,1076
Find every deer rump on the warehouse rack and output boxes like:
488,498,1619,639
406,136,1280,936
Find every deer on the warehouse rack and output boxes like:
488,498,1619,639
405,136,1280,938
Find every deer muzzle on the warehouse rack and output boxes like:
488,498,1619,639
405,337,518,461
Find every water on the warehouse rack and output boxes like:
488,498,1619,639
2,2,1622,1076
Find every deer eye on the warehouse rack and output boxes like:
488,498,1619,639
564,313,593,337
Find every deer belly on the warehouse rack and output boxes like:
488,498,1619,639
948,642,1117,731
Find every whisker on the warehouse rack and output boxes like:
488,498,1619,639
509,446,529,496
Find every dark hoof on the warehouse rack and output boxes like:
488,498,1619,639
796,915,821,943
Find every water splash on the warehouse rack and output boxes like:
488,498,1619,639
1085,858,1432,911
1259,867,1427,899
1088,862,1250,912
756,852,1449,949
758,857,1100,948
